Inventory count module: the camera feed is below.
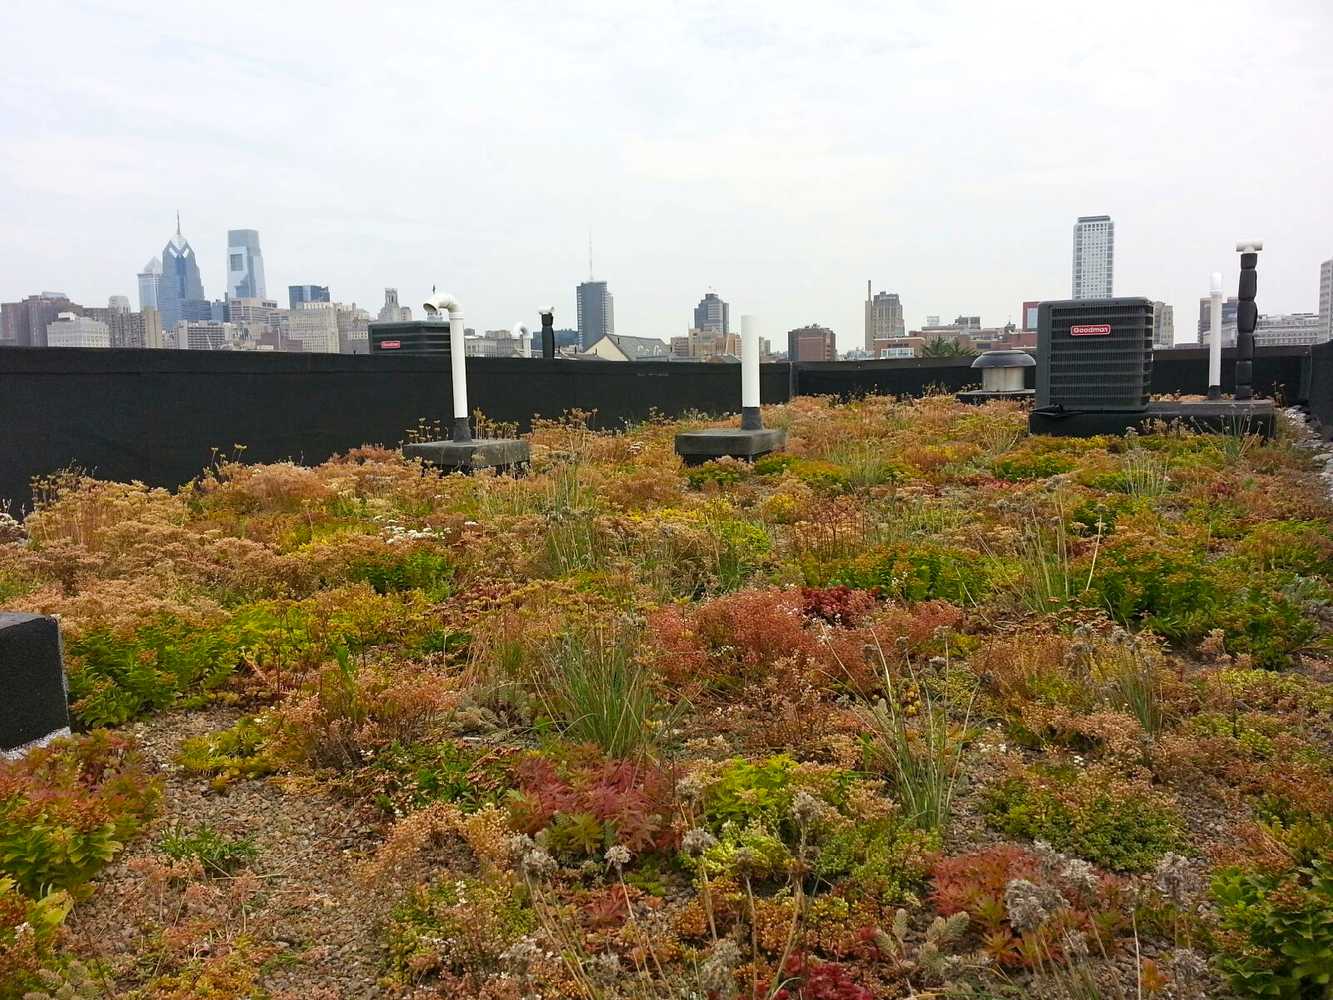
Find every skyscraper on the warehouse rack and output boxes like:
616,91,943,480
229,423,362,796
1320,258,1332,343
693,292,729,334
1072,215,1114,299
576,281,614,349
289,284,331,309
137,258,162,312
226,230,266,301
864,283,905,352
1152,302,1175,349
158,214,207,333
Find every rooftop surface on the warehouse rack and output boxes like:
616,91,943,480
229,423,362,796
2,394,1331,998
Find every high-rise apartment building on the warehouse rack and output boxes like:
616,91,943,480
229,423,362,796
226,230,266,302
577,281,614,349
289,284,331,310
1072,215,1114,299
175,321,237,351
137,257,162,312
693,292,729,334
864,283,905,352
226,298,278,348
84,305,163,349
1320,259,1332,343
288,301,340,353
158,215,208,333
787,324,837,362
46,312,110,349
335,303,370,354
1,292,80,347
1151,302,1175,349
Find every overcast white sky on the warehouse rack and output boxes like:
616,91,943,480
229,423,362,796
3,0,1331,349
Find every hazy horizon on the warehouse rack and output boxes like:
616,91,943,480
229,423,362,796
4,0,1331,350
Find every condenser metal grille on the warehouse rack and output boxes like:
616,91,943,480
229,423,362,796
1037,298,1154,411
369,320,452,354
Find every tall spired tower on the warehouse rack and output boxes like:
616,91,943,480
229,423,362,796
158,212,206,331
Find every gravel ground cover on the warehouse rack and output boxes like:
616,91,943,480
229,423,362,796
2,395,1331,999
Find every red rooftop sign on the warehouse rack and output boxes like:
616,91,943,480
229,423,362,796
1070,324,1112,337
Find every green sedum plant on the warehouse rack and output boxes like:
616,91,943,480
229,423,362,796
0,732,158,896
385,874,534,986
0,877,71,1000
1212,857,1333,1000
177,715,277,789
982,764,1184,872
157,822,259,877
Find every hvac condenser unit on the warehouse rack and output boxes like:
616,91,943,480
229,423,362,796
1036,298,1154,412
370,320,451,354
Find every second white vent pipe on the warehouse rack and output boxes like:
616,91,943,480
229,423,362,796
512,322,531,358
740,314,762,430
423,292,470,441
1207,272,1223,399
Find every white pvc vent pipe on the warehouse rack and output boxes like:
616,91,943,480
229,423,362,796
1208,272,1223,398
740,314,761,430
423,292,469,441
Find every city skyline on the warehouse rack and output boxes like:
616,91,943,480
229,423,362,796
3,2,1330,352
5,202,1329,354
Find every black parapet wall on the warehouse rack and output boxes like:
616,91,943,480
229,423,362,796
0,349,791,512
1149,346,1307,402
795,356,989,398
0,614,70,754
0,346,1315,512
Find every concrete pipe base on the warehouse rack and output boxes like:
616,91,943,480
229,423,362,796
674,428,788,467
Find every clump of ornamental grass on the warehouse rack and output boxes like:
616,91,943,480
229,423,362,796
831,632,975,834
1004,499,1101,614
1119,445,1172,498
534,627,672,760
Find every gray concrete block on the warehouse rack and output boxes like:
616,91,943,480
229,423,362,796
403,438,531,472
1,613,71,758
674,428,788,466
